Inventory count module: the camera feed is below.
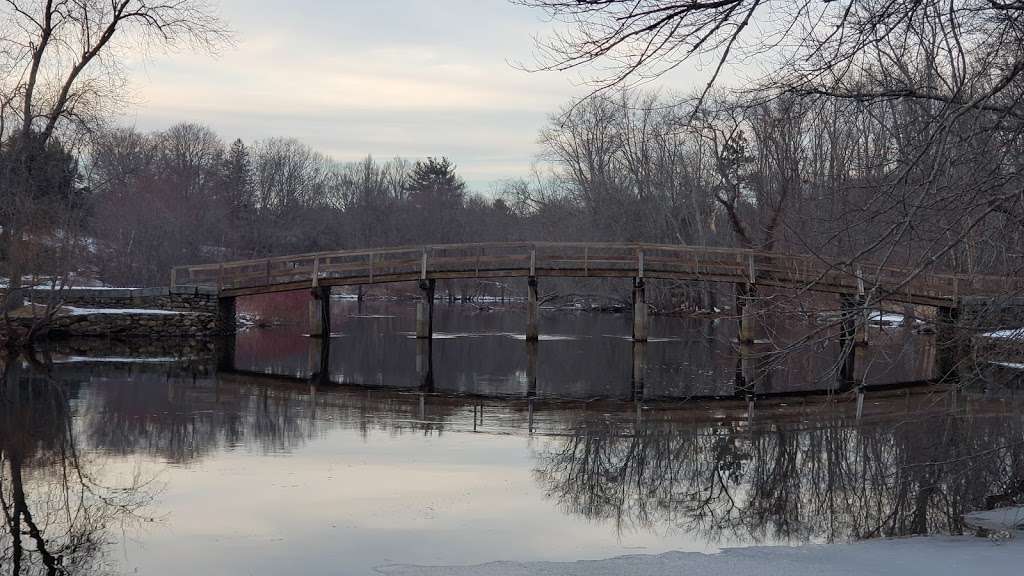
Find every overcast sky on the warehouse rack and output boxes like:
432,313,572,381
120,0,603,191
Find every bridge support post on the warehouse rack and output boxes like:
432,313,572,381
632,341,646,401
633,278,648,342
216,332,236,372
526,276,539,341
416,279,435,339
217,296,237,335
935,304,964,383
839,294,868,388
308,287,331,337
307,333,331,384
416,337,434,390
736,283,758,343
735,341,758,397
526,339,538,398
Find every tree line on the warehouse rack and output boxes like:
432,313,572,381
7,76,1023,297
85,125,524,286
3,0,1024,321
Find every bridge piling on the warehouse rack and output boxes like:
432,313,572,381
527,276,539,341
416,338,434,390
217,296,237,335
632,341,646,401
308,286,331,337
416,279,436,339
307,333,331,384
216,331,236,372
934,304,964,383
633,278,648,342
839,294,868,388
735,341,759,397
736,283,758,343
526,339,538,398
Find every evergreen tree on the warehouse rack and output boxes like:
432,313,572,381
406,156,466,212
220,138,255,254
222,138,254,212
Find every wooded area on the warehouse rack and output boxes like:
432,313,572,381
1,0,1023,325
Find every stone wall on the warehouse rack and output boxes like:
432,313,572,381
27,286,220,314
43,309,219,337
21,286,228,337
45,335,219,360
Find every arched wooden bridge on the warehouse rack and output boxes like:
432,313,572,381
172,241,1018,307
176,242,1019,395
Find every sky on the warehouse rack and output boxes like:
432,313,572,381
121,0,610,191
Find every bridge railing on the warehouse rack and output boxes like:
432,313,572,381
172,242,764,292
171,242,1024,303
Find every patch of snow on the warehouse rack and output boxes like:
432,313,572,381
236,312,259,326
63,306,181,316
505,333,578,341
51,355,185,364
398,331,580,341
982,328,1024,340
989,361,1024,370
31,284,136,290
964,506,1024,532
869,311,909,326
402,332,485,340
603,334,682,342
375,536,1024,576
454,295,523,303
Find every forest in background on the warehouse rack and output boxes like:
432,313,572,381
1,0,1023,318
9,83,1024,295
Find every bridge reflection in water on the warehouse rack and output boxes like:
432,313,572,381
179,242,1023,398
4,352,1023,574
226,300,940,403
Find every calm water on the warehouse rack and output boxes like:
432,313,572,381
2,301,1022,575
236,299,938,396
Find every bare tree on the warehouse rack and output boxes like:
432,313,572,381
0,0,229,314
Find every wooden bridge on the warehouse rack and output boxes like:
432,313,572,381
175,242,1020,395
172,241,1016,307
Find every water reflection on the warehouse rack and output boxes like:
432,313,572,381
533,394,1024,542
0,358,157,576
1,299,1020,574
234,301,938,398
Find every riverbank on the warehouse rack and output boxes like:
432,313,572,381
377,534,1023,576
5,286,227,338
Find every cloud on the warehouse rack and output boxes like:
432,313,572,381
121,0,585,190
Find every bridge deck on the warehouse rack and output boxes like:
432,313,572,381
172,242,1021,307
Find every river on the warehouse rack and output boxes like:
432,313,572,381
1,300,1020,575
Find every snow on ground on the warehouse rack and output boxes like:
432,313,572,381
399,332,581,341
965,506,1024,532
604,334,683,342
30,284,138,290
50,355,185,364
869,311,911,325
982,328,1024,340
990,361,1024,370
62,306,181,316
376,537,1023,576
505,333,578,341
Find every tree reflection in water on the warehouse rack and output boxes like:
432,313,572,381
532,396,1024,543
0,357,157,576
4,353,1023,573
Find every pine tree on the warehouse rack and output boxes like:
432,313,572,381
222,139,253,212
406,156,466,212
